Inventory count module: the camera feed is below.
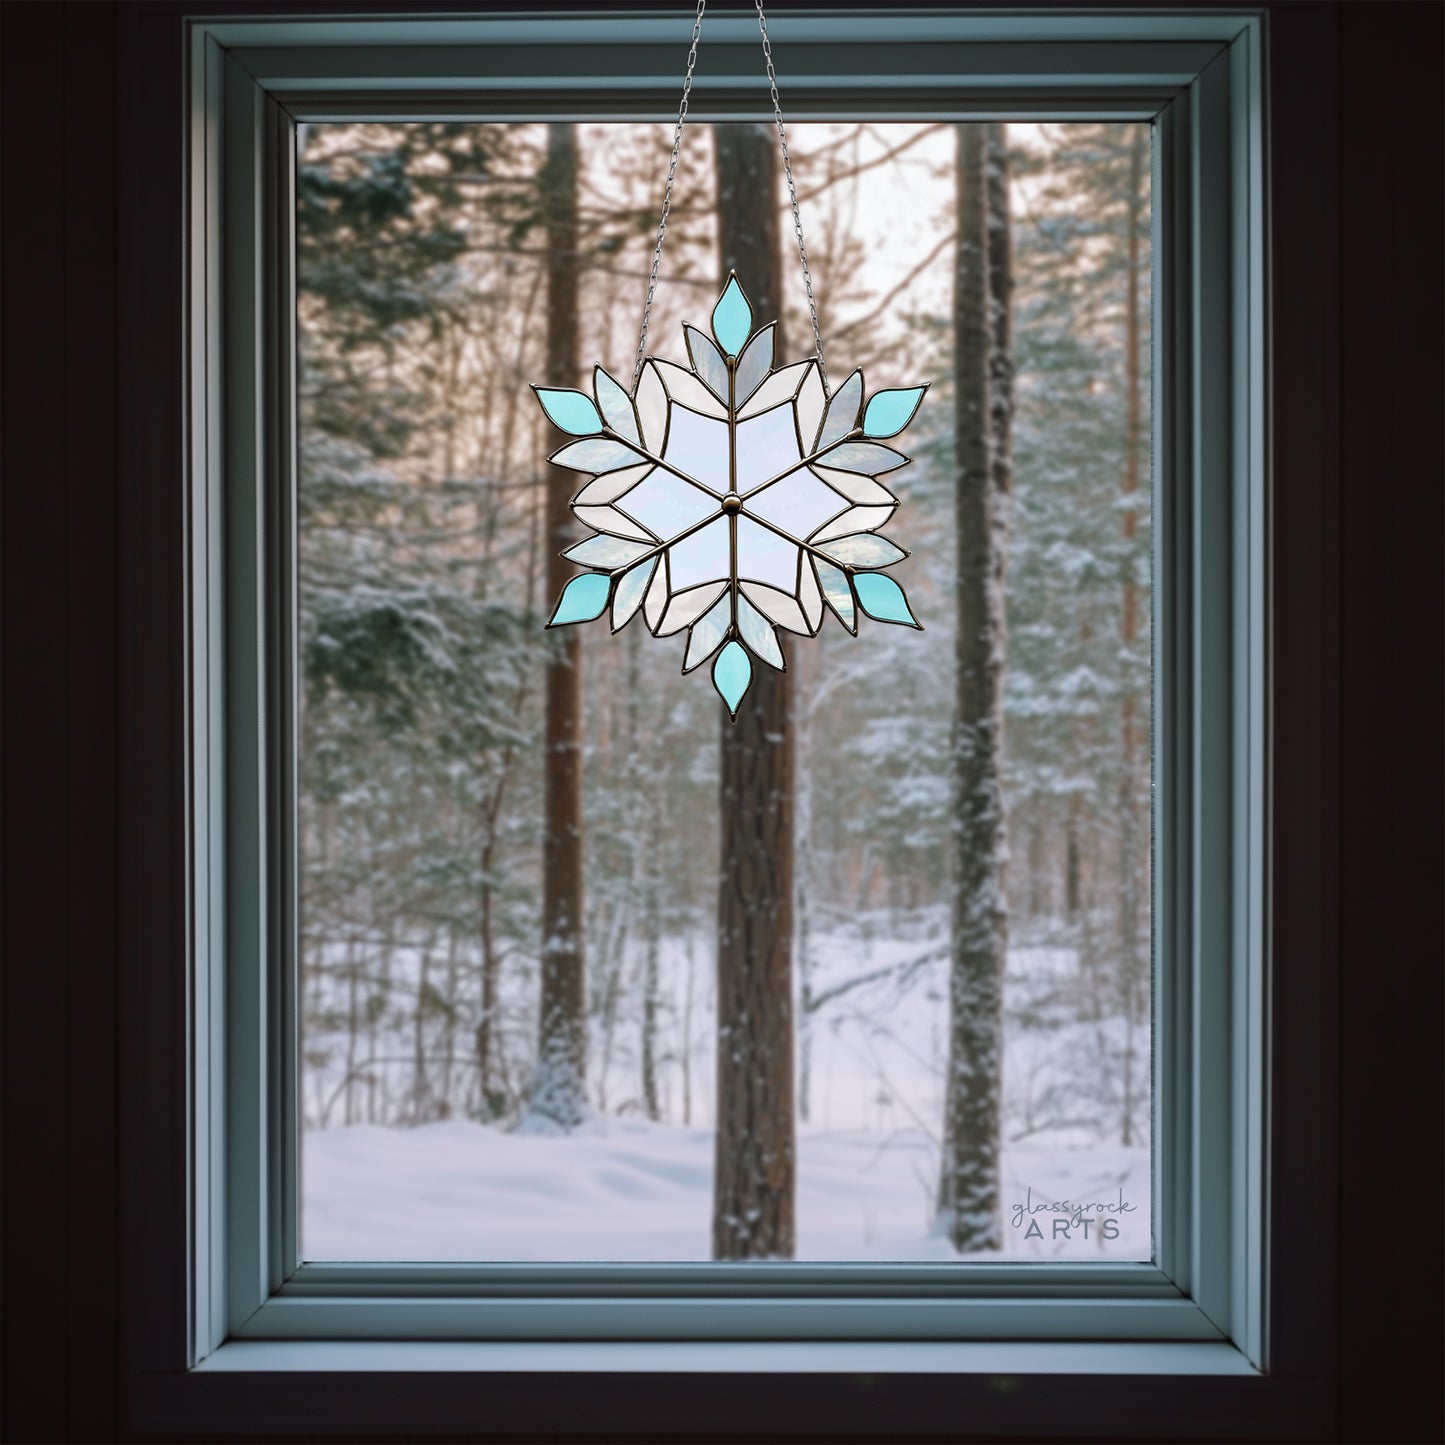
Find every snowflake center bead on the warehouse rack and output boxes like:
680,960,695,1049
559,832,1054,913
533,274,926,719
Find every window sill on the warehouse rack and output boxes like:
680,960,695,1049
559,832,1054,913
195,1338,1259,1375
142,1336,1319,1443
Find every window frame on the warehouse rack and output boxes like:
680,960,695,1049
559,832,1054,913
124,5,1322,1437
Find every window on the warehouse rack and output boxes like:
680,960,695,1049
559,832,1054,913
295,116,1155,1267
172,6,1278,1433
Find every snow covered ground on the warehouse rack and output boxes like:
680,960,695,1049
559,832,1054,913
304,1117,1148,1262
303,926,1152,1263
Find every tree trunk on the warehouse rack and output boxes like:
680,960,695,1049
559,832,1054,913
344,938,359,1126
477,825,502,1112
712,122,796,1261
413,937,432,1123
531,121,587,1130
639,644,662,1121
938,123,1012,1253
681,932,695,1128
795,643,815,1125
476,447,540,1122
1065,800,1082,918
440,929,459,1117
1027,813,1045,919
640,836,662,1122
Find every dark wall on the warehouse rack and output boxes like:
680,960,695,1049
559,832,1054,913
2,4,120,1440
1334,5,1442,1439
1,2,1440,1441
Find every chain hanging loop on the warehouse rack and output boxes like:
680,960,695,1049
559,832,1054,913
635,0,828,390
634,0,706,382
754,0,828,390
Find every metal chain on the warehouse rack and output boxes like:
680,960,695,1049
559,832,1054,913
634,0,707,382
756,0,828,390
635,0,828,391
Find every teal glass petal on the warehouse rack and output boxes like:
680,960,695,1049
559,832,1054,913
862,386,926,439
813,557,856,632
737,593,785,669
683,593,732,672
711,275,753,358
535,387,604,436
820,441,908,475
551,438,645,474
817,532,907,567
593,367,639,444
564,534,653,569
547,572,612,627
853,572,920,628
611,557,657,630
712,639,753,716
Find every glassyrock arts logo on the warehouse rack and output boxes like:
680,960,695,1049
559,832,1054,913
1009,1186,1137,1243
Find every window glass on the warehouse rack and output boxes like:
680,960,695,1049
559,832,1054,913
296,119,1153,1263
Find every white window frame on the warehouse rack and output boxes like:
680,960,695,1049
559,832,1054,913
170,6,1282,1432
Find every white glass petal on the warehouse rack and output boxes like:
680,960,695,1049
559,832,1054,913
564,534,653,569
817,532,908,567
643,558,668,631
551,437,644,474
612,556,657,629
819,440,907,475
813,556,856,632
744,467,849,539
654,360,727,420
574,504,654,541
811,463,897,507
685,326,730,400
635,362,669,452
794,362,826,452
811,503,898,543
666,515,731,592
733,324,775,406
573,461,653,506
740,581,810,635
616,469,720,538
738,360,809,421
737,593,785,669
735,514,800,593
816,369,863,451
657,581,727,636
683,592,732,672
662,405,730,494
797,551,824,629
734,404,803,495
594,366,639,445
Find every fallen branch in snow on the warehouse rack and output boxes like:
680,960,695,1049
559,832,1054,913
803,944,948,1015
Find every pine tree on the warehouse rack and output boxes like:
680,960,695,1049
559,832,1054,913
1115,126,1149,1143
295,120,550,1129
1004,121,1152,1138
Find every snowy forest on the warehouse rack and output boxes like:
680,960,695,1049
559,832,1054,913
297,119,1153,1262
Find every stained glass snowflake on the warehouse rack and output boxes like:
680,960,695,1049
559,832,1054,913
533,274,926,718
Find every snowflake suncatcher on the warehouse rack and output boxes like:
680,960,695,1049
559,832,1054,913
534,274,927,718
